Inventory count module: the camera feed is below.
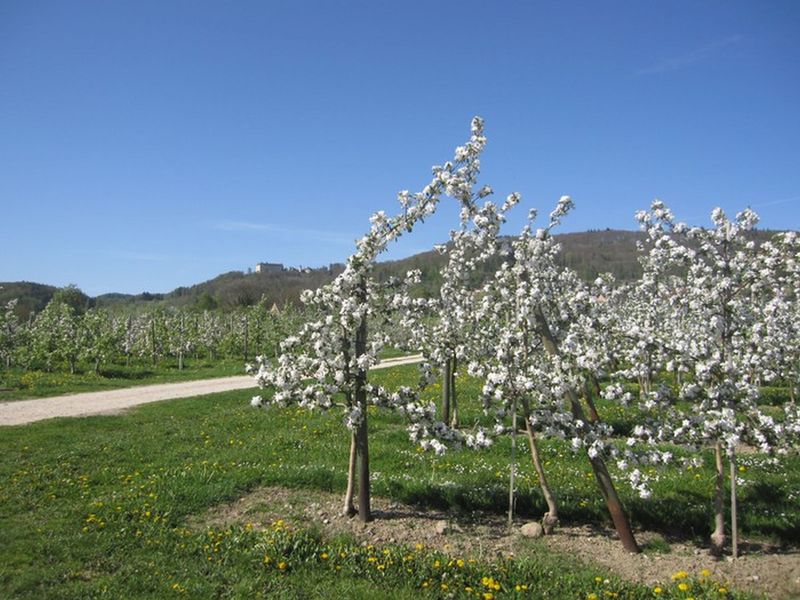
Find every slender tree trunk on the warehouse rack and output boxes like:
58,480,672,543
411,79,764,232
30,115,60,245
340,335,358,518
508,394,517,526
522,404,559,533
151,319,157,367
178,315,185,371
534,307,640,553
442,356,451,425
730,449,739,559
583,376,601,423
450,355,459,428
354,282,372,523
244,316,249,362
710,441,726,557
342,429,357,517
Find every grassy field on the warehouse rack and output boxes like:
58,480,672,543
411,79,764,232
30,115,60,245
0,359,248,402
0,349,412,402
2,364,795,598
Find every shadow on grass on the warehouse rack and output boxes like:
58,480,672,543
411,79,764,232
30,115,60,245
99,368,155,380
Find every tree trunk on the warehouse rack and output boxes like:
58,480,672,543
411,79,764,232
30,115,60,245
583,376,601,423
730,449,739,559
442,356,451,425
710,441,726,557
342,429,357,517
151,319,157,367
450,355,459,428
534,307,640,553
522,404,559,533
179,316,185,370
508,394,517,526
244,316,249,362
354,283,372,523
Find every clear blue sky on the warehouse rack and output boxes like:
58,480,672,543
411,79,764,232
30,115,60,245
2,1,798,296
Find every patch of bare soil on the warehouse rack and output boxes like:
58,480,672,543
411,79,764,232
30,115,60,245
191,486,799,599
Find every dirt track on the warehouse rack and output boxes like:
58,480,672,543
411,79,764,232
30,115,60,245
0,355,423,426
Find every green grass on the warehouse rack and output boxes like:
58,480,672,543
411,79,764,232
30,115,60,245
0,348,418,401
0,359,248,401
2,364,791,598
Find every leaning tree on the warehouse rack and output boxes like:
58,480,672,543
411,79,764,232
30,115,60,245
476,198,642,552
250,117,492,522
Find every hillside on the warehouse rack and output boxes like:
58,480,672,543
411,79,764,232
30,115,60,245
2,229,784,316
0,282,59,319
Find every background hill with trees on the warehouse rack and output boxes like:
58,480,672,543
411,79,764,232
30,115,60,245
1,229,781,319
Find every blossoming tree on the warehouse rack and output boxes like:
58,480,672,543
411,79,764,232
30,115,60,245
632,201,798,557
250,118,491,522
474,198,641,552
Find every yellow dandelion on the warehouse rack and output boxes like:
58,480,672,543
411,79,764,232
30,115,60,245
654,587,663,594
678,583,690,592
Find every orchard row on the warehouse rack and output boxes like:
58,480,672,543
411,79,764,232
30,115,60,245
251,117,800,557
0,298,309,374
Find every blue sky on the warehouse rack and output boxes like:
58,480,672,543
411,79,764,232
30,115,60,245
1,1,798,296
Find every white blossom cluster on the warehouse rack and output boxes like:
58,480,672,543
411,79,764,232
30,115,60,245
615,201,800,459
251,117,497,451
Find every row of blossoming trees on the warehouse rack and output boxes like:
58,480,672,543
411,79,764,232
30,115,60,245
250,118,800,556
0,298,307,374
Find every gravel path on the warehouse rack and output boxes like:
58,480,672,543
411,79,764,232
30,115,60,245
0,355,423,426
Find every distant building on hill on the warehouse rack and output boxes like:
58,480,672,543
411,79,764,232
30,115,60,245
255,262,283,274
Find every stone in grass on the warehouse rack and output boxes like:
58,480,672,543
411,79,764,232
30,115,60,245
520,522,544,539
435,520,450,535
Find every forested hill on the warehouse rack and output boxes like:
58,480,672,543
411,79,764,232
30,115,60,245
0,281,59,318
2,229,781,317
